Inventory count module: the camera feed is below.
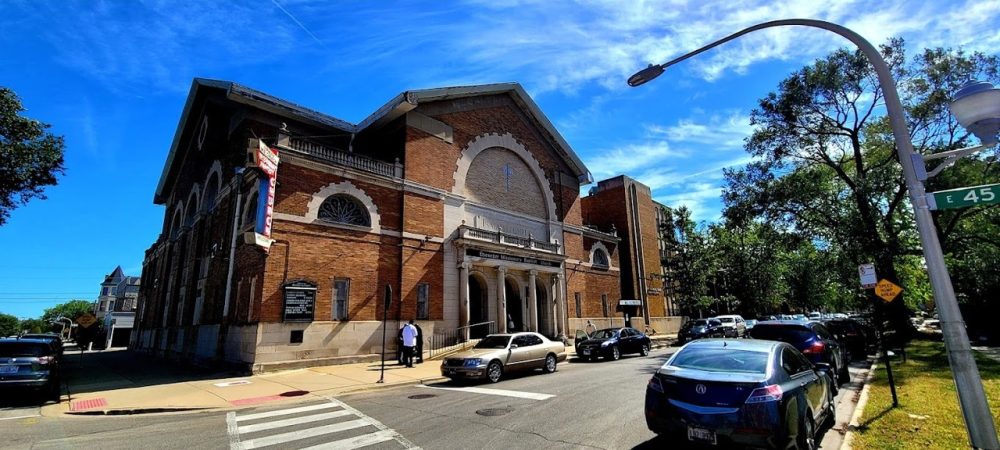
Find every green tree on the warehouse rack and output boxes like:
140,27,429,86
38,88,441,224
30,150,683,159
723,39,999,335
659,206,717,317
0,87,66,226
41,299,93,323
0,313,18,336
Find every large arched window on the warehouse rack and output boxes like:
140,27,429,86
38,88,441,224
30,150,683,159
318,195,371,226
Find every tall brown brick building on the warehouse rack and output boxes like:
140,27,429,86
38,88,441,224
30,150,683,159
134,79,678,371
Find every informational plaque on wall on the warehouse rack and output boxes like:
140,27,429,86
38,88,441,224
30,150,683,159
282,280,317,322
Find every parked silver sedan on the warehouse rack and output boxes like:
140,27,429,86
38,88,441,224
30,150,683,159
441,332,567,383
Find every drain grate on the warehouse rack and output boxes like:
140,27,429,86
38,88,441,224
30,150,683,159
476,407,513,417
408,394,437,399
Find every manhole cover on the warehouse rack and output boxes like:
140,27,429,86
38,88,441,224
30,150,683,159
408,394,437,399
476,407,513,417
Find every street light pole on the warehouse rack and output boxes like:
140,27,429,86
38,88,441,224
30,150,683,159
629,19,999,449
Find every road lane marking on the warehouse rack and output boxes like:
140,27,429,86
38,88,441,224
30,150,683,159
237,409,354,434
240,418,373,449
417,384,555,400
235,401,342,422
300,429,397,450
228,397,421,450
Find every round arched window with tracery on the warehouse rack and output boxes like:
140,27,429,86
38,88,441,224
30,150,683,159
318,195,371,226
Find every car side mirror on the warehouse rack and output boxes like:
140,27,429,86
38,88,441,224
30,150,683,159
510,344,518,349
814,362,832,373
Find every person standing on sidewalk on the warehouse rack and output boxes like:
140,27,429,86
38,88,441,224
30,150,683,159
401,320,418,368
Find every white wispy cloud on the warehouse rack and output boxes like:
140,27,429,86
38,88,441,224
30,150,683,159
585,141,689,180
644,111,753,150
656,181,725,223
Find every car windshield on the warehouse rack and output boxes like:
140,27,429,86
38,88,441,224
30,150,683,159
718,317,735,323
689,320,708,327
589,329,618,339
749,325,814,343
474,336,511,349
0,341,49,357
669,348,769,374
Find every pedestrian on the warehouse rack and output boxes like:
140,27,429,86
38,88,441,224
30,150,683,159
396,325,405,365
401,320,418,368
414,322,424,364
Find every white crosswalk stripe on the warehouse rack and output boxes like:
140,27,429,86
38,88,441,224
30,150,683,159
227,397,420,450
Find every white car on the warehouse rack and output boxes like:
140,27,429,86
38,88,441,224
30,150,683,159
712,315,747,337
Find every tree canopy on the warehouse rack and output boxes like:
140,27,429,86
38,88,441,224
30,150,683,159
41,299,94,323
0,87,65,226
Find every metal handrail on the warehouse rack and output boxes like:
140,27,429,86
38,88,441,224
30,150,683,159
429,321,496,358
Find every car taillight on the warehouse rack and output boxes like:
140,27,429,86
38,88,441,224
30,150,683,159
802,341,825,355
647,376,664,393
37,356,55,365
745,384,783,403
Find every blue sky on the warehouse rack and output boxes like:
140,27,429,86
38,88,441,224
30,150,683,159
2,0,998,319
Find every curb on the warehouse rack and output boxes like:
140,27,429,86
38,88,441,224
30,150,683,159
840,359,879,450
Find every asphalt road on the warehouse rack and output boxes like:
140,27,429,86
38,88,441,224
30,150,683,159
1,347,870,450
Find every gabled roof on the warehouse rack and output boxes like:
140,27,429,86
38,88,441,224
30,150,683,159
356,83,593,184
155,80,593,204
103,266,125,284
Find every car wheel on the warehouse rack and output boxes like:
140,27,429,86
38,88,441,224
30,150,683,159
640,343,650,356
798,415,817,450
48,379,61,402
543,354,557,373
487,361,503,383
821,392,836,431
838,360,851,384
609,346,621,361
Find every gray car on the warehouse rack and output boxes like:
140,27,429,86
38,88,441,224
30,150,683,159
441,332,567,383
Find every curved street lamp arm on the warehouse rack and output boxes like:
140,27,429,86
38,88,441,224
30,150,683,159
634,18,999,449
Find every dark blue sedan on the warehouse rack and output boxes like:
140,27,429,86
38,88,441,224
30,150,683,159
645,339,834,449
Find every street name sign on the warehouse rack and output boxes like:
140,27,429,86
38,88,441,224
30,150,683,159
928,183,1000,210
875,279,903,302
858,263,877,289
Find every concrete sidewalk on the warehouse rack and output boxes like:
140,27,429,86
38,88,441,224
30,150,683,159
46,334,676,417
46,348,446,417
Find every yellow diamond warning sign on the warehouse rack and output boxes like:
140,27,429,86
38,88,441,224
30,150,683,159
875,279,903,302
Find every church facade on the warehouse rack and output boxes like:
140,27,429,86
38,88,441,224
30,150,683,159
133,79,672,372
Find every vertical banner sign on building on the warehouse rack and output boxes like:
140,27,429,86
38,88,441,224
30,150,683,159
254,139,279,250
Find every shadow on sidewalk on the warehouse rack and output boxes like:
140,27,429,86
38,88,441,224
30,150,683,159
60,346,244,397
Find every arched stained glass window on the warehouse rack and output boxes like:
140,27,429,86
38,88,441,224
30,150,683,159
593,249,609,268
318,195,371,226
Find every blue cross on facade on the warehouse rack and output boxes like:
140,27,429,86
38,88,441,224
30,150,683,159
503,163,514,192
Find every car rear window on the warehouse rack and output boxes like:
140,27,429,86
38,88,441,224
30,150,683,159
669,348,769,374
690,320,708,327
718,317,735,323
0,341,49,357
749,325,815,343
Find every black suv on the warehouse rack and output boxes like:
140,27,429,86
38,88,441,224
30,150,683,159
677,318,725,344
749,321,850,392
0,338,62,401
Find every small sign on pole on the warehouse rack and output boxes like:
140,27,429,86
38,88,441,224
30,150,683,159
858,263,877,289
875,279,903,302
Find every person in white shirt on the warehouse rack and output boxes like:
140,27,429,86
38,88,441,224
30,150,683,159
401,320,418,367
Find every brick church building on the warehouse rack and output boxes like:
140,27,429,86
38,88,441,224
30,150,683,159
133,79,677,371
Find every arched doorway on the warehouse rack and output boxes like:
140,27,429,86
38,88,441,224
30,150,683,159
505,278,523,332
536,284,550,337
469,275,488,338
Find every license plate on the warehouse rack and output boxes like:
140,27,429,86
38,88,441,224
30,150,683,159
447,369,457,375
0,365,17,374
582,349,591,356
687,426,716,445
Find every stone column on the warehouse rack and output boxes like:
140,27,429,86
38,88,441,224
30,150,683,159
556,273,567,340
459,262,470,341
496,266,507,333
528,270,539,333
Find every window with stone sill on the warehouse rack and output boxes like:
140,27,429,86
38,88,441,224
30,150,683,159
318,195,371,227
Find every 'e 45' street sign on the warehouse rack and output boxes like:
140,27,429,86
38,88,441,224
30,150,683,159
928,183,1000,211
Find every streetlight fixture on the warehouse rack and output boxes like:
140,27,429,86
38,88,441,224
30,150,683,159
629,19,1000,450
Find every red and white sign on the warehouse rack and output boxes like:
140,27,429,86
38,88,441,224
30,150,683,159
253,140,279,250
